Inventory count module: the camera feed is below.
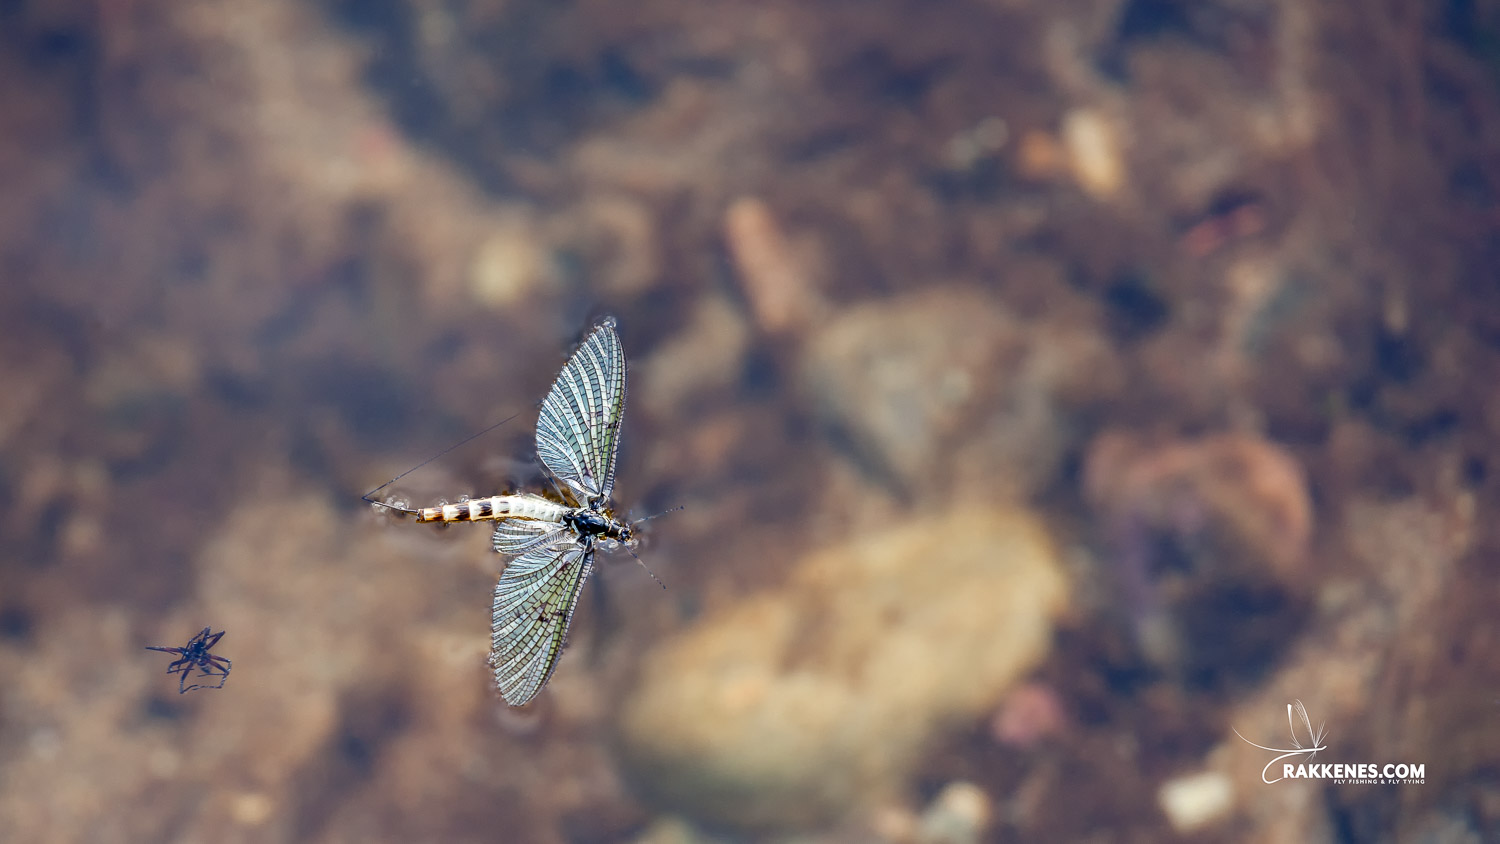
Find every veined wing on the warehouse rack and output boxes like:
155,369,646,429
489,539,594,705
492,516,569,556
534,317,626,505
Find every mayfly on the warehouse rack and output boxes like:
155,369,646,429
366,317,659,706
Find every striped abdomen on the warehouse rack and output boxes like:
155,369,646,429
416,493,569,524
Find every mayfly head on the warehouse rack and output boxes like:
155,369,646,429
616,523,637,547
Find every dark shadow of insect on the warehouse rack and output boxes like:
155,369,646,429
146,627,232,693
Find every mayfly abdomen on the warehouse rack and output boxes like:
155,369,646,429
416,493,570,524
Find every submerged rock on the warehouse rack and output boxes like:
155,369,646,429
799,287,1117,500
1082,430,1315,680
615,507,1070,830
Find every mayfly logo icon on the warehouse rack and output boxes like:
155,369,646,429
1233,700,1328,784
1234,700,1425,785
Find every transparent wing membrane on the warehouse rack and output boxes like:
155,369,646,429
490,542,594,705
491,517,568,556
534,318,626,505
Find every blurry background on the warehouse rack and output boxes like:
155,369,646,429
1,0,1498,841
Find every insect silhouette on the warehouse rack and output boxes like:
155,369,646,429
366,317,666,706
146,627,232,693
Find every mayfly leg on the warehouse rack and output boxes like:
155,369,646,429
363,411,524,516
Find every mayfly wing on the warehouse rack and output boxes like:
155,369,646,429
492,517,569,556
490,540,595,706
534,317,627,505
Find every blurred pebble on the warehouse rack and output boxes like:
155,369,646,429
1015,130,1068,182
917,781,992,844
638,294,751,418
800,288,1112,497
989,682,1066,750
59,513,104,559
800,289,1016,487
1061,108,1125,200
869,804,921,843
1084,430,1313,674
724,196,823,334
1179,197,1268,258
147,748,180,779
632,815,726,844
616,507,1069,829
229,791,274,826
945,116,1009,170
469,216,556,308
1157,770,1234,834
1084,430,1312,579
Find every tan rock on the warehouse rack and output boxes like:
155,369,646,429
616,507,1070,829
